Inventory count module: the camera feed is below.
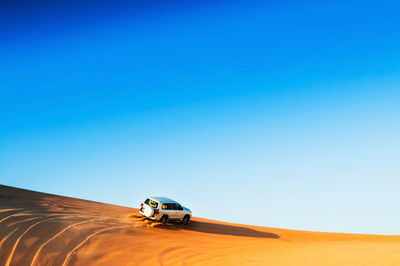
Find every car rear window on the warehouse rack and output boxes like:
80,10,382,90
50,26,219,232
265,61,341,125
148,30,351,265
145,198,159,208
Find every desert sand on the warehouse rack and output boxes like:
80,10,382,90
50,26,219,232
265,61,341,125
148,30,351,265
0,185,399,265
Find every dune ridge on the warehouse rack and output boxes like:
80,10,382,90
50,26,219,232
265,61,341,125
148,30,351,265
0,184,399,265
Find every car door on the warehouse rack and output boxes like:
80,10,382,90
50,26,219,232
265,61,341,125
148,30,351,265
161,203,172,218
174,203,184,219
161,203,175,219
168,203,179,220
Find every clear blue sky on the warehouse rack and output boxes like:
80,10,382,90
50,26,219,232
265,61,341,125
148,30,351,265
1,0,399,234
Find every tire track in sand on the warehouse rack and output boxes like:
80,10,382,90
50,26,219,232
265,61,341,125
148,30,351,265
8,216,43,226
0,228,18,250
4,213,94,226
0,209,24,213
62,225,131,266
0,212,33,224
30,218,107,266
5,217,60,266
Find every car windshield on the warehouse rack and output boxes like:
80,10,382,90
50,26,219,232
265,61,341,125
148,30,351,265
144,198,159,209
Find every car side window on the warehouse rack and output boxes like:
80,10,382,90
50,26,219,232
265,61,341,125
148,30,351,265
175,204,183,211
162,203,173,210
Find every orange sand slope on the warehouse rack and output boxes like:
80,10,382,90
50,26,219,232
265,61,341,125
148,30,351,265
0,185,399,266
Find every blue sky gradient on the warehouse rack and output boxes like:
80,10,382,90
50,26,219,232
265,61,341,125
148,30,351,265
1,0,400,234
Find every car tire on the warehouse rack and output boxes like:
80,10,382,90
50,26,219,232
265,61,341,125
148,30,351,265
160,216,167,224
181,216,190,225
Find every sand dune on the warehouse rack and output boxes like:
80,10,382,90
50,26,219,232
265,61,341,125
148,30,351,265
0,185,399,265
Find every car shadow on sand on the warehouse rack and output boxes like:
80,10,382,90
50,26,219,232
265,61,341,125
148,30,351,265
156,220,279,239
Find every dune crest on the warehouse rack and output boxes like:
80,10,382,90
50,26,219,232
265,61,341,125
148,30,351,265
0,185,399,265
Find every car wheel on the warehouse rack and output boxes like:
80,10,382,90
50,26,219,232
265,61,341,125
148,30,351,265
160,216,167,224
181,216,190,225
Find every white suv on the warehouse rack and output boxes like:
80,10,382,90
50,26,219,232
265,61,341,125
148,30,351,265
139,197,192,225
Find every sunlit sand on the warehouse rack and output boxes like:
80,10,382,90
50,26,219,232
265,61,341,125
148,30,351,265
1,185,399,265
